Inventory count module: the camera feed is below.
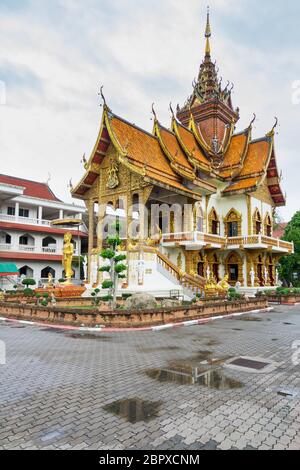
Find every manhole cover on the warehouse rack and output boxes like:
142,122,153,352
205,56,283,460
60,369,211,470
230,358,269,370
225,356,278,374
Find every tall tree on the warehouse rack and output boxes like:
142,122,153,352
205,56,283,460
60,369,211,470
280,211,300,286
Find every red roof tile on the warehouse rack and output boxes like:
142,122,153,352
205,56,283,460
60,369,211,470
0,174,61,202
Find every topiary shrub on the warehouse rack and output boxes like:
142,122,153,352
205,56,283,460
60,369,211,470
22,278,36,289
24,288,35,297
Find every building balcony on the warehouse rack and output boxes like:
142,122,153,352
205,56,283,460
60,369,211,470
0,243,79,256
162,231,226,250
161,232,294,254
0,213,87,232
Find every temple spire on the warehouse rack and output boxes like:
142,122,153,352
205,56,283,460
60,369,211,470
205,6,211,58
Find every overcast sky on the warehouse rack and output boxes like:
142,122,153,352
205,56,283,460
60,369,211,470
0,0,299,220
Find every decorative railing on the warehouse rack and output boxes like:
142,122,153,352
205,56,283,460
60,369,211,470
0,243,12,251
162,231,293,253
156,251,181,281
162,231,225,246
0,243,79,256
156,251,205,294
0,213,87,232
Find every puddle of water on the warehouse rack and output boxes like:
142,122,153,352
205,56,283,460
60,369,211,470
40,328,65,334
283,323,294,326
232,328,243,331
205,339,221,347
197,369,244,390
40,430,65,442
146,367,243,390
235,317,262,322
103,398,161,424
137,346,181,353
66,333,111,341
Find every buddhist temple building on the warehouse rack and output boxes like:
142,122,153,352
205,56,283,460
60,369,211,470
72,9,293,297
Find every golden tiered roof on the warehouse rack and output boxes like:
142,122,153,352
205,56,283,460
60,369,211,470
72,11,286,208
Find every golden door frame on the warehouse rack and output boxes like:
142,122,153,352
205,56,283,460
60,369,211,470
225,251,244,286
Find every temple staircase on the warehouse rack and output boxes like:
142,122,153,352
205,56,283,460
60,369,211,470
156,251,206,298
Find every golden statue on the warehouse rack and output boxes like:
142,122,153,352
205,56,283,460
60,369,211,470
62,232,74,284
217,275,230,292
47,272,54,287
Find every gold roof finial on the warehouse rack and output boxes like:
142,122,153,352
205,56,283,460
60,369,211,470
205,6,211,57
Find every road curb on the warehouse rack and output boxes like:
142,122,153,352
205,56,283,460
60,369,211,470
0,307,273,333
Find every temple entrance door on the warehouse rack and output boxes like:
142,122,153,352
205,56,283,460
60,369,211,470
229,264,239,284
213,263,219,282
257,264,264,286
197,262,204,278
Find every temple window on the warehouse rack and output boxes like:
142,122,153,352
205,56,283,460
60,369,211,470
253,209,262,235
224,208,242,238
208,208,220,235
264,213,272,237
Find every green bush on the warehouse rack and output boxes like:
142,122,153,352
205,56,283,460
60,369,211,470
99,266,111,273
122,293,132,300
102,280,113,290
24,288,35,297
43,293,49,299
22,278,36,288
102,295,113,302
41,300,48,307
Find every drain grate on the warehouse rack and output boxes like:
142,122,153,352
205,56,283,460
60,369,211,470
229,358,270,370
277,389,298,398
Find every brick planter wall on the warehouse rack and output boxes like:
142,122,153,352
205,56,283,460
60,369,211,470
0,298,268,329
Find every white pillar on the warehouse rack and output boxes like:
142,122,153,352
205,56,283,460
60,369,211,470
59,210,64,219
38,206,43,223
15,202,19,221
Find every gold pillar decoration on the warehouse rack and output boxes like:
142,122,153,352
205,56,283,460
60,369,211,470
177,252,183,273
205,195,211,233
223,208,242,237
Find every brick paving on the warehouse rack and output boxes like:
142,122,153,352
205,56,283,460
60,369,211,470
0,305,299,450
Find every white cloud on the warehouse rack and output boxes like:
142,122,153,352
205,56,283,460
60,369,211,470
0,0,299,219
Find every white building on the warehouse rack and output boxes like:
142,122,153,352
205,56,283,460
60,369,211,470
0,174,88,289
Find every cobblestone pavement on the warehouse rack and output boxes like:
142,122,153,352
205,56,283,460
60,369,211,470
0,305,300,450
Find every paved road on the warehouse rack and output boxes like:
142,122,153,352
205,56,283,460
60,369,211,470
0,305,299,450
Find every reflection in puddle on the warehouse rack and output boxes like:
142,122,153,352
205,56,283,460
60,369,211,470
103,398,161,423
197,370,244,390
146,367,243,390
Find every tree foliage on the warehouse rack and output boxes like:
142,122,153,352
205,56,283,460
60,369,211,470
99,222,127,308
280,211,300,286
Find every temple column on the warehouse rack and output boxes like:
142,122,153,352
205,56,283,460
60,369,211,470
87,199,94,283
